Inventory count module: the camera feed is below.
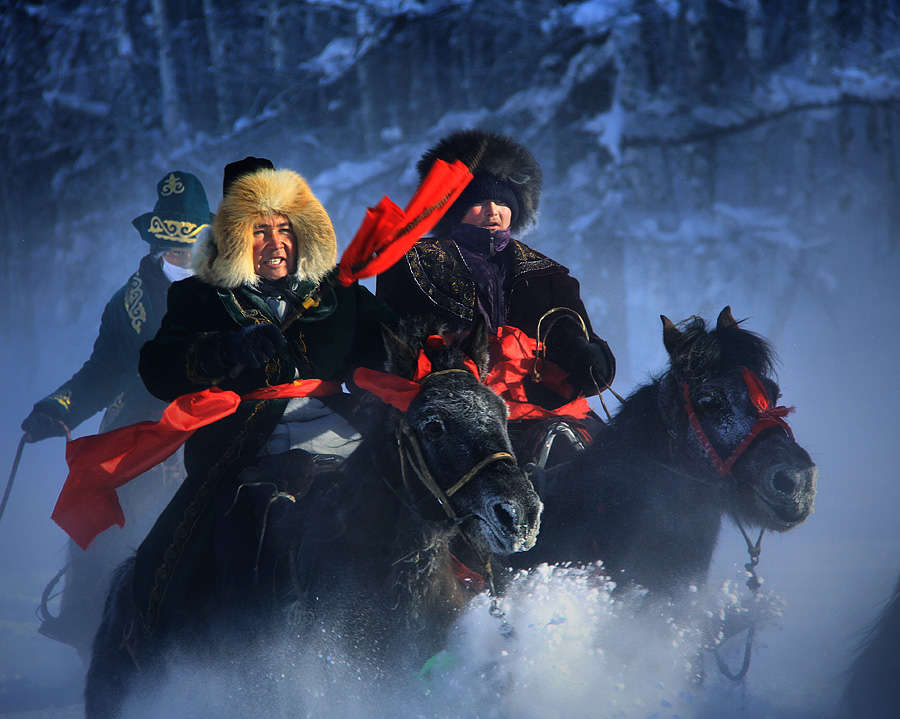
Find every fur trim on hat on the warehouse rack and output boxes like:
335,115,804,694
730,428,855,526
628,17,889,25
194,168,337,289
417,129,543,237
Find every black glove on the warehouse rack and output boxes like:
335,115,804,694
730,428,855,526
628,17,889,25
218,323,287,370
568,336,611,393
21,408,67,442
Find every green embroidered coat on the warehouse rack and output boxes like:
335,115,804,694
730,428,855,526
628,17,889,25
31,254,171,433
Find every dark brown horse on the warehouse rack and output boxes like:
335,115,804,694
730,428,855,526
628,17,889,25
840,571,900,718
85,319,541,717
513,307,817,597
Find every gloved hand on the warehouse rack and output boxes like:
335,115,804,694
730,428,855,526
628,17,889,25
568,335,611,394
21,408,67,442
218,323,287,370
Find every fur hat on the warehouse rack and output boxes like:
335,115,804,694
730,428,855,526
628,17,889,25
132,171,212,249
416,129,543,237
193,167,337,288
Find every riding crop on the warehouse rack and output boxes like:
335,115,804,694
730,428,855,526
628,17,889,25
0,423,71,532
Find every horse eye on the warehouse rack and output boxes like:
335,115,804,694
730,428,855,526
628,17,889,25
422,418,445,439
696,393,724,412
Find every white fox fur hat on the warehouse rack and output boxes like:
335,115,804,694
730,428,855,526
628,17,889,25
193,167,337,288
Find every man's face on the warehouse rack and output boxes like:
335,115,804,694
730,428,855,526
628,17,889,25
460,200,512,231
253,214,297,281
162,247,193,268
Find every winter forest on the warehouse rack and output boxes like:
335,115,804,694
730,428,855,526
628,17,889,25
1,0,900,717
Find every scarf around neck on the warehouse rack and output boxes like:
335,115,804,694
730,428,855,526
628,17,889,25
450,224,512,331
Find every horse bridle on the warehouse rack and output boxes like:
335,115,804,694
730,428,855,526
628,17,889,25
395,368,515,521
682,366,795,478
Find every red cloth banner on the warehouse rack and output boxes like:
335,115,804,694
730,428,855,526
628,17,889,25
337,159,472,286
53,380,341,550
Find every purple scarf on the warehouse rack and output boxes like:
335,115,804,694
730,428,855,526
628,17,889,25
451,224,512,331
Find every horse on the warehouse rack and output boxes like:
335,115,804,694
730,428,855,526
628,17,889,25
839,571,900,718
512,307,817,598
84,318,542,717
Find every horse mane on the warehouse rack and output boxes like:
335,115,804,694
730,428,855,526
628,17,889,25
382,314,490,378
841,573,900,715
668,316,778,383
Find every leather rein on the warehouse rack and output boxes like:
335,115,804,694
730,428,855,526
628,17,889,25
394,368,515,521
385,366,517,629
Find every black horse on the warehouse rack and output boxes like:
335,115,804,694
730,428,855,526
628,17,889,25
85,319,542,717
513,307,817,597
839,571,900,718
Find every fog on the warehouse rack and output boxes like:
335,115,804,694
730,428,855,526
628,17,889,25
2,1,900,717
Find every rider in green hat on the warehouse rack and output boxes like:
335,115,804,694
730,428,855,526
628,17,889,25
21,170,212,661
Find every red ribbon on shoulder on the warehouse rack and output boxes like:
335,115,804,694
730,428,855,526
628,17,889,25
486,325,591,421
53,379,341,550
353,327,591,422
353,335,480,412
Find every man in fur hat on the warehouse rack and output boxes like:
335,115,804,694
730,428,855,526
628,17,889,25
377,129,615,422
21,170,212,659
132,157,397,635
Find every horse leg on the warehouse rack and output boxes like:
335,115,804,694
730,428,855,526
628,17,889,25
84,557,152,719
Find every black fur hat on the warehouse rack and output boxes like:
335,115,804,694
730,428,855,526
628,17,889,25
416,129,543,237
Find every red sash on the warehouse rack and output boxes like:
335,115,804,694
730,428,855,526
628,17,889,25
53,380,341,549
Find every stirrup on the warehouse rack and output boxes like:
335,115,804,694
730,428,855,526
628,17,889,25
531,421,590,470
36,564,68,625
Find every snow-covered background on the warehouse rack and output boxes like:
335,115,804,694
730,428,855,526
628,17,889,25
2,0,899,716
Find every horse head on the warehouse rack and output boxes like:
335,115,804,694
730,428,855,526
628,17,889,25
658,306,817,531
362,316,542,557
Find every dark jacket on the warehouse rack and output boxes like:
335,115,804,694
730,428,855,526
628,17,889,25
31,253,171,433
134,272,397,634
376,236,615,405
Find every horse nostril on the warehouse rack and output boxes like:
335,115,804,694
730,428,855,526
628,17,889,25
493,502,517,534
772,469,794,494
772,467,798,495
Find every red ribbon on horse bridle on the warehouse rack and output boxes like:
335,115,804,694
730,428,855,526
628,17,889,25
353,335,480,412
683,366,795,477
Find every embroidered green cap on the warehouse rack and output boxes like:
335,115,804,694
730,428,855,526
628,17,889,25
132,171,213,248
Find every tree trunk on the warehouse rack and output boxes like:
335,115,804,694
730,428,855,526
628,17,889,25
109,2,139,155
201,0,230,129
875,106,900,249
683,0,713,100
266,0,286,72
742,0,766,79
150,0,181,137
807,0,839,82
354,8,378,154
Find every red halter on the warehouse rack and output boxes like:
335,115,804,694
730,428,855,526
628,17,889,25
683,366,795,477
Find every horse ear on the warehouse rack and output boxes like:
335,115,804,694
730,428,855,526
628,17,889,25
661,315,683,355
461,316,490,376
381,323,418,378
716,306,738,331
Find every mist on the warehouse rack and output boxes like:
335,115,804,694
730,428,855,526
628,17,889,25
2,1,900,717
